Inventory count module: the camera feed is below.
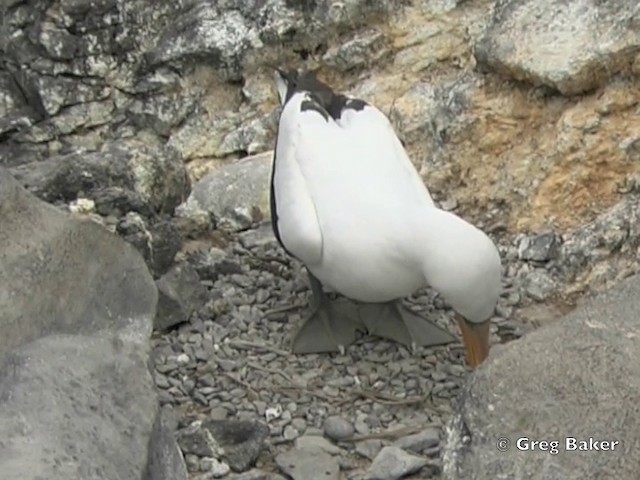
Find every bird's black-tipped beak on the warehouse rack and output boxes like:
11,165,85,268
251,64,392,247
456,314,490,368
273,68,294,106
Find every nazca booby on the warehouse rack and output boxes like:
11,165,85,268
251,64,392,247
270,69,501,367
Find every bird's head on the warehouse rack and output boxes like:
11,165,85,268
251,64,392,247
273,68,335,106
420,209,502,368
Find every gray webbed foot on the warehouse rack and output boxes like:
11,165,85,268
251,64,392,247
358,301,456,349
291,272,365,354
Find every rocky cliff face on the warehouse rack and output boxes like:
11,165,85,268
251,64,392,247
2,0,639,236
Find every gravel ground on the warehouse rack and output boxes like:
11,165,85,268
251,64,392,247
150,221,538,479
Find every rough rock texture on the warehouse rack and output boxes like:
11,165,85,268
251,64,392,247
182,152,272,231
0,167,157,352
9,138,190,217
0,168,187,480
0,335,158,480
155,263,209,331
442,274,640,480
475,0,640,95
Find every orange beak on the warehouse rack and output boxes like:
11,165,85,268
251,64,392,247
456,314,490,368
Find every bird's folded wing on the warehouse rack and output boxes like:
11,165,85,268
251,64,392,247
272,112,326,266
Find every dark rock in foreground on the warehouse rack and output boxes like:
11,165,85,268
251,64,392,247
0,167,187,480
0,167,157,353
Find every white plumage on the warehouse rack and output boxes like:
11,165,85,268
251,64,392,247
271,70,501,364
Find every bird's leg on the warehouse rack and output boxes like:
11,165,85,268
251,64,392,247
290,271,365,354
358,300,455,350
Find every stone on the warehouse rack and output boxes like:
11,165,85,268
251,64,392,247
227,470,287,480
392,428,440,453
117,213,184,277
558,196,640,285
517,232,562,262
355,439,384,460
0,168,157,352
0,335,161,480
201,457,231,477
183,152,272,231
364,446,428,480
174,202,216,239
323,415,355,441
205,419,270,472
155,263,209,331
323,30,388,72
9,138,190,217
146,406,189,480
275,447,340,480
295,435,341,455
523,269,557,301
475,0,640,95
442,274,640,480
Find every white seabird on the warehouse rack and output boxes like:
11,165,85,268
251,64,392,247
270,69,501,367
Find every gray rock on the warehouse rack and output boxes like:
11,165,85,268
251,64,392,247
117,213,184,277
9,139,190,217
323,30,388,71
475,0,640,95
0,168,157,353
364,446,428,480
275,447,340,480
201,457,231,477
523,269,557,301
175,202,216,239
184,152,272,232
355,439,384,460
155,263,209,331
0,335,159,480
443,273,640,480
178,420,269,472
323,415,355,441
146,7,258,82
145,406,189,480
558,195,640,283
227,469,287,480
295,435,341,455
517,232,562,262
392,428,440,453
202,419,270,472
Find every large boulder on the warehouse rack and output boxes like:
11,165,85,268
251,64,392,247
443,273,640,479
0,167,187,480
0,167,157,353
0,335,159,479
9,138,190,217
475,0,640,95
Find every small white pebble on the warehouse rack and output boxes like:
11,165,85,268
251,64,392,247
176,353,190,365
265,404,283,422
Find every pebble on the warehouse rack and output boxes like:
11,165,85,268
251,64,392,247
355,439,384,460
392,428,440,453
296,435,341,455
524,269,557,301
283,425,299,441
518,232,561,262
201,457,231,477
364,446,428,480
276,447,340,480
323,415,355,441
